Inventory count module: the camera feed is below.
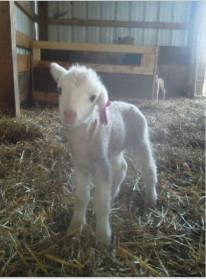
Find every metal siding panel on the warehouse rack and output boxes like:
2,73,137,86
145,2,158,22
173,2,188,23
101,2,115,20
144,29,158,46
115,27,130,43
158,29,171,46
130,1,144,21
159,1,173,22
46,1,192,47
171,30,188,47
100,27,114,44
15,6,34,38
87,1,101,19
130,29,144,45
48,25,58,41
48,1,58,18
58,25,72,42
73,26,86,43
59,1,72,19
116,2,129,20
87,27,100,43
73,1,87,19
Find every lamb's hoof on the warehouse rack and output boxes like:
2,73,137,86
96,228,112,247
67,220,84,235
144,192,157,210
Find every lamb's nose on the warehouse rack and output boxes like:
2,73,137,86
64,110,77,122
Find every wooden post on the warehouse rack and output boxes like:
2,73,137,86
0,1,20,116
187,2,204,98
38,1,48,40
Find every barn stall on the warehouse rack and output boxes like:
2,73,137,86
0,1,205,276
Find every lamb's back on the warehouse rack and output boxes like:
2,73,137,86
108,101,146,154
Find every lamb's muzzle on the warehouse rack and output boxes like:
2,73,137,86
50,63,158,246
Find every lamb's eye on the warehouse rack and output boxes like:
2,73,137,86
89,95,96,102
57,86,62,95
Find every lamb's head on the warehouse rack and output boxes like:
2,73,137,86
50,63,108,126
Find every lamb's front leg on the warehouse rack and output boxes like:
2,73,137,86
68,168,91,233
93,163,112,246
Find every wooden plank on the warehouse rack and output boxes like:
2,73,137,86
18,72,31,103
187,2,204,97
47,18,189,30
32,40,156,54
0,1,20,116
17,54,31,73
33,48,41,61
33,73,154,102
16,30,31,49
38,1,48,40
33,90,58,104
15,1,37,22
141,54,156,68
34,60,153,75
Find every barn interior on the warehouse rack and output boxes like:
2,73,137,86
0,1,205,276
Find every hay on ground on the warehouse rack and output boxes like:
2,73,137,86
0,97,205,276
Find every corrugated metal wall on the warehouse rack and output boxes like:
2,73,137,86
48,1,191,47
15,2,36,54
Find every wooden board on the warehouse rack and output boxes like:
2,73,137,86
0,1,20,115
17,54,31,73
18,72,31,103
38,1,48,40
33,66,154,101
33,91,58,105
47,18,189,30
141,54,156,68
32,40,156,54
34,60,153,75
16,31,32,49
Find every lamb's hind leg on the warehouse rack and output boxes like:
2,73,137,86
132,133,157,208
111,154,128,199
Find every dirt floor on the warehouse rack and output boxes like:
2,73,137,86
0,97,205,276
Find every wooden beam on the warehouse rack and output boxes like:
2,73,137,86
47,18,189,30
0,1,20,116
32,40,156,54
34,60,153,75
15,1,38,22
33,91,58,105
38,1,48,40
33,48,41,61
16,31,32,49
17,54,31,73
187,2,202,98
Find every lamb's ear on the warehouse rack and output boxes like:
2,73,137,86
97,85,109,124
50,63,67,83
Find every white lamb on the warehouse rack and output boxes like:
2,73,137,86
50,63,158,246
154,74,166,101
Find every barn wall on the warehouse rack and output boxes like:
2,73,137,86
15,2,36,104
47,1,191,47
46,1,193,98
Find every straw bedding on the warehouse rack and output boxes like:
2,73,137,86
0,97,205,276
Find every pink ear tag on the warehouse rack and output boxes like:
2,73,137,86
99,100,111,124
